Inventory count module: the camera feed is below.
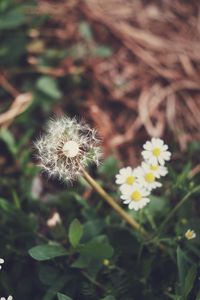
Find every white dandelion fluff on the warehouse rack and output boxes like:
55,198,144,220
35,116,102,183
0,297,13,300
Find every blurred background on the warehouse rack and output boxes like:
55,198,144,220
1,0,200,165
0,0,200,299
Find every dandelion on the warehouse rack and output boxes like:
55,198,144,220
35,116,102,183
115,166,140,187
136,166,162,191
0,258,4,270
185,229,196,240
120,184,150,211
141,161,168,178
35,116,149,238
0,297,13,300
142,138,171,165
47,212,61,227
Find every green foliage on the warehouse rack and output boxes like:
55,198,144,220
29,244,68,261
57,293,73,300
79,21,93,41
98,156,119,180
36,76,62,100
79,235,114,260
68,218,83,248
184,265,197,299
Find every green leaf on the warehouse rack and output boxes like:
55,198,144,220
57,293,73,300
184,265,197,299
148,195,168,217
98,156,119,180
176,162,191,186
29,244,68,261
0,9,26,29
39,266,60,286
79,21,93,41
43,276,68,300
0,198,15,215
92,46,113,58
83,220,104,241
36,76,62,100
0,128,17,155
80,235,114,259
68,218,83,248
72,255,102,279
100,296,116,300
177,247,189,296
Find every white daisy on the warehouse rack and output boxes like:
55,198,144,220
0,258,4,270
141,161,168,178
185,229,196,240
120,184,150,211
142,138,171,166
136,166,162,191
115,167,140,187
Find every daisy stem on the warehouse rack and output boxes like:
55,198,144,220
81,167,149,238
157,185,200,236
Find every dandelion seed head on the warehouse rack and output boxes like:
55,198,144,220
35,116,102,183
62,140,80,158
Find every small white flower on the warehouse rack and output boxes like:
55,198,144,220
141,161,168,179
142,138,171,165
0,258,4,270
47,212,61,228
115,166,140,187
35,116,102,183
0,297,13,300
185,229,196,240
120,184,150,211
136,166,162,191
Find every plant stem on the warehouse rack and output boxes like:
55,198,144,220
157,185,200,236
81,167,149,238
81,271,106,292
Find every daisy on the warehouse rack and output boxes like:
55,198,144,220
141,161,168,179
120,184,150,211
142,138,171,166
136,166,162,191
115,166,140,187
0,258,4,270
185,229,196,240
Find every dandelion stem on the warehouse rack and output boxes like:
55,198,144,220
81,167,149,238
157,185,200,236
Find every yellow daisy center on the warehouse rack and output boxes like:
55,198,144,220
152,147,161,157
131,190,142,202
126,176,135,185
145,172,155,183
150,165,159,171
